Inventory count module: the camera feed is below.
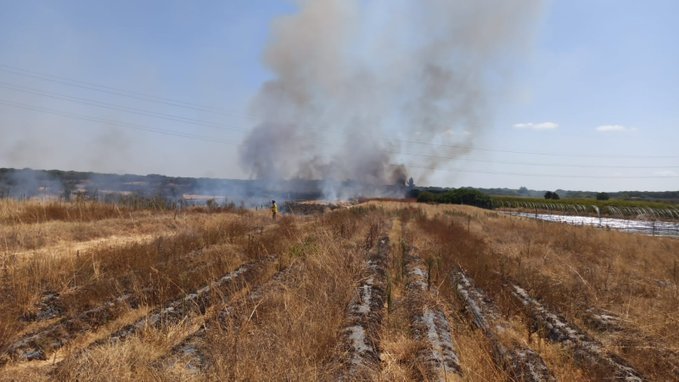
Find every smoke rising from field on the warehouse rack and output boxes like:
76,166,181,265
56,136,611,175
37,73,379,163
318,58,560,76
240,0,545,198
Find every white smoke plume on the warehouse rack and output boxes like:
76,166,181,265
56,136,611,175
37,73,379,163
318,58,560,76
240,0,545,198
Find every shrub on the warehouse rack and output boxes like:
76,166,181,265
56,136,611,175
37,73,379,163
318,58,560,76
544,191,560,200
596,192,610,201
417,188,492,209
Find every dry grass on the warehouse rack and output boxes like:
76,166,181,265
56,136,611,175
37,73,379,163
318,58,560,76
44,206,379,381
0,207,274,355
405,202,678,381
0,198,249,253
474,213,679,379
0,200,677,381
0,199,174,225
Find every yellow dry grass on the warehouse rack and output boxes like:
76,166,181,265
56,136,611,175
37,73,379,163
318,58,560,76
0,199,676,381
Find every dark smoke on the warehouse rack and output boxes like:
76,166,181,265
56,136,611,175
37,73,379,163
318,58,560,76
239,0,545,199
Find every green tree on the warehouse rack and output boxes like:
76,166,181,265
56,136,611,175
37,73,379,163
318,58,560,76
417,191,435,203
596,192,610,201
544,191,560,200
416,188,492,209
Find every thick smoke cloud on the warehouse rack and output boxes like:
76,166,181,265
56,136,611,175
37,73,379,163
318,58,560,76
240,0,544,198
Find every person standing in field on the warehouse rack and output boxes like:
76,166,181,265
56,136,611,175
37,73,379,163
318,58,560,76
271,200,278,220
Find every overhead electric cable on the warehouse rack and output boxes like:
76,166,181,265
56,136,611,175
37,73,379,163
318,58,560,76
397,139,679,159
0,81,247,131
399,164,679,179
0,63,240,116
387,150,679,169
2,98,677,180
2,98,678,175
0,99,236,145
3,64,677,160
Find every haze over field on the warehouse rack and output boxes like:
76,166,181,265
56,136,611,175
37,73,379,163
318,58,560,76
0,0,677,192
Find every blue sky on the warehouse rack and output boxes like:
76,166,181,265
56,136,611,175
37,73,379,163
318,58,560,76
0,0,677,191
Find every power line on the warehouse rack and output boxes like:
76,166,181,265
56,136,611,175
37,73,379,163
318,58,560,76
3,64,677,161
4,62,678,160
2,98,678,177
0,63,241,116
0,99,237,145
400,164,679,179
2,99,677,180
398,139,679,159
387,149,679,169
0,81,247,131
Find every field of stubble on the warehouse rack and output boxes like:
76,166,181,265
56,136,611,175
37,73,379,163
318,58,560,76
0,199,677,381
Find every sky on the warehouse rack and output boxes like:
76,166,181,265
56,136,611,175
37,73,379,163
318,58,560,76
0,0,677,192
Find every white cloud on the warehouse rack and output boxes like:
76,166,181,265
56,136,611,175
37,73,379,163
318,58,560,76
512,122,559,130
596,124,637,133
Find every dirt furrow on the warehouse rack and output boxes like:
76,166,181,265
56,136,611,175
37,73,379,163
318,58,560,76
336,235,390,379
511,284,644,382
15,221,261,329
159,262,301,372
1,288,150,364
11,239,222,343
453,269,556,382
405,254,462,381
22,291,65,322
104,260,264,343
1,253,225,365
46,258,267,369
578,307,679,378
26,253,207,325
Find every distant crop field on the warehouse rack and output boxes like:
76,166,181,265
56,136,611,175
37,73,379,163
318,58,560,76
0,200,677,381
492,195,679,220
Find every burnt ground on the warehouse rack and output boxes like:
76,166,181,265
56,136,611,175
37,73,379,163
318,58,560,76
1,202,676,381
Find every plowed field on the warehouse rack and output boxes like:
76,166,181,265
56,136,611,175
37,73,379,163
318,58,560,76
1,200,677,381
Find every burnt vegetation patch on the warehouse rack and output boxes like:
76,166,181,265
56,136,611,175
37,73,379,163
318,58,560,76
1,200,677,381
336,233,390,379
411,208,675,381
452,268,555,382
403,247,463,381
511,284,644,381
